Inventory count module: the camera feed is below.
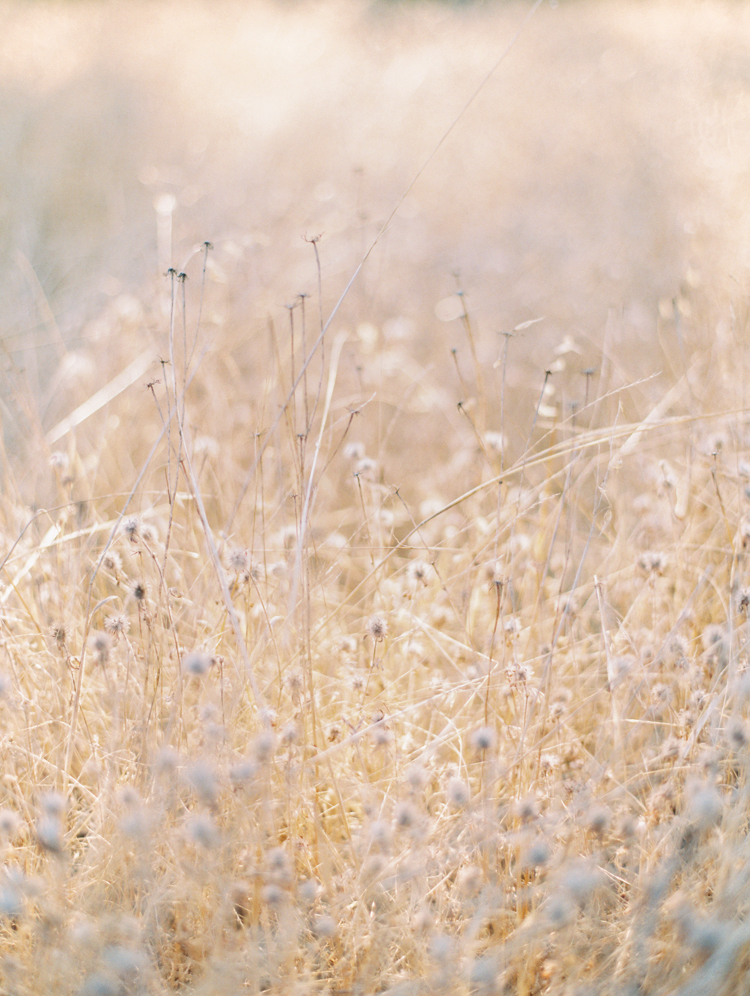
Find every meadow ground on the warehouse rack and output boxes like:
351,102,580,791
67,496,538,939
2,1,750,993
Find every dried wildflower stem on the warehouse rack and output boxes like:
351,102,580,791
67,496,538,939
63,363,203,789
484,578,503,726
454,279,486,433
180,439,266,713
225,0,546,535
594,575,622,759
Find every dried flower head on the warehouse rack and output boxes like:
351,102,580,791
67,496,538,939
227,547,250,574
252,730,276,764
727,718,748,752
104,614,130,640
121,516,140,543
343,442,366,462
447,777,471,809
101,551,123,576
354,456,378,481
638,551,667,574
182,651,213,677
89,631,112,665
470,726,497,752
130,579,148,604
407,559,431,587
140,521,158,545
186,813,218,849
366,615,388,642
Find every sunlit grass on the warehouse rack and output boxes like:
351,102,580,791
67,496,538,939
2,1,750,993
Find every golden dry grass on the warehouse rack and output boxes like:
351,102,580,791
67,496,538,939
3,1,750,993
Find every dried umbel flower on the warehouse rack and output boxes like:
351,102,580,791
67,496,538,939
227,547,250,574
517,795,539,823
354,457,378,481
370,719,393,748
470,726,497,752
186,813,218,849
284,671,304,700
343,442,366,462
550,688,572,719
252,729,276,764
562,858,605,907
366,615,388,642
447,777,471,809
407,559,431,587
182,651,213,677
394,801,419,831
638,551,667,574
262,884,285,908
139,521,159,545
313,915,337,938
0,810,21,838
104,614,130,640
37,793,66,855
266,847,292,885
101,551,123,576
90,631,112,665
687,781,723,830
367,820,392,853
121,516,140,543
185,761,219,808
727,718,748,752
701,624,729,670
587,806,611,837
405,765,430,793
130,579,148,604
523,836,551,868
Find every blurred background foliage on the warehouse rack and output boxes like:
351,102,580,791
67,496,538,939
2,0,749,402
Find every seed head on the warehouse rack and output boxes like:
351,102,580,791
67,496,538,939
470,726,497,752
122,517,140,543
140,521,158,545
227,547,250,574
366,615,388,642
101,551,123,576
186,813,218,849
130,579,148,604
104,614,130,640
728,718,748,752
182,651,213,677
447,777,470,809
343,442,366,462
90,631,112,665
407,559,431,587
638,551,667,574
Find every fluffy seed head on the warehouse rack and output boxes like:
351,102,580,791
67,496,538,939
366,615,388,642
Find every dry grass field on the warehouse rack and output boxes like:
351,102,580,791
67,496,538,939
3,1,750,993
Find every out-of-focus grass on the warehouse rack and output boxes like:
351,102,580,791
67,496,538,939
2,2,750,994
